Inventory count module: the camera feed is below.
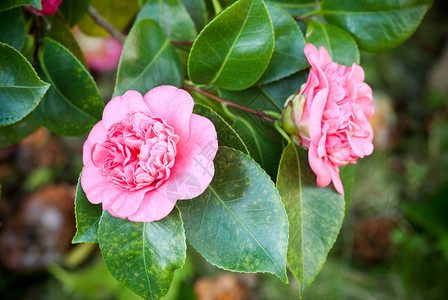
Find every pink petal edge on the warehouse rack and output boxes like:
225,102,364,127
143,86,194,143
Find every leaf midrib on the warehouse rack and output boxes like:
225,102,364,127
40,54,99,121
209,0,256,85
0,84,49,89
208,184,283,275
293,144,305,284
141,223,154,298
321,4,429,16
116,37,170,94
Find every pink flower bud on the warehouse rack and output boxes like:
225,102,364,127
29,0,62,16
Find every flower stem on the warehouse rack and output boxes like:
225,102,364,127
87,6,126,45
274,121,294,144
211,0,223,15
182,84,276,123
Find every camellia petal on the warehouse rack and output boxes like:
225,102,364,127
81,86,218,222
186,114,219,160
101,90,152,129
81,160,113,204
82,121,108,165
127,190,176,222
161,143,215,201
143,85,194,143
287,43,374,194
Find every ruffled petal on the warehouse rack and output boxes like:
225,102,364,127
187,114,218,160
82,121,107,165
102,90,152,129
127,190,176,222
328,164,344,195
308,89,328,142
80,160,113,205
304,43,332,69
143,85,194,143
349,63,365,83
308,144,331,188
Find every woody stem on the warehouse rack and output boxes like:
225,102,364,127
182,84,276,123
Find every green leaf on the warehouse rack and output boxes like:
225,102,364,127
305,21,360,66
73,176,103,244
188,0,274,90
267,0,316,17
0,114,40,146
114,19,184,97
136,0,197,42
180,0,208,31
177,147,288,282
78,0,139,37
193,104,249,154
258,3,307,84
59,0,91,27
0,8,25,51
276,143,345,296
219,71,308,177
98,209,186,299
0,0,41,12
321,0,433,51
0,42,49,126
47,12,88,68
33,38,104,136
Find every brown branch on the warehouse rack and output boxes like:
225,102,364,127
87,6,126,45
171,41,194,47
183,84,276,123
293,16,306,22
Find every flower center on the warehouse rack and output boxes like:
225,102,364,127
91,112,179,191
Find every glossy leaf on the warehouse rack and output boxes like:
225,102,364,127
78,0,139,37
277,143,345,296
136,0,197,42
0,8,25,51
219,71,308,177
0,0,41,12
180,0,208,31
47,13,88,68
258,3,307,84
33,38,104,136
72,176,103,244
98,209,186,299
305,21,360,66
59,0,91,27
193,104,249,154
114,19,184,97
321,0,433,51
178,147,288,282
0,42,49,126
188,0,274,90
267,0,316,17
0,114,40,146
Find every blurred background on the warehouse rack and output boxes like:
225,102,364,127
1,1,447,299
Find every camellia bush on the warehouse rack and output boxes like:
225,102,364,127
0,0,432,298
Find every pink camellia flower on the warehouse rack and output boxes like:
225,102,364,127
283,44,374,194
29,0,62,15
81,86,218,222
